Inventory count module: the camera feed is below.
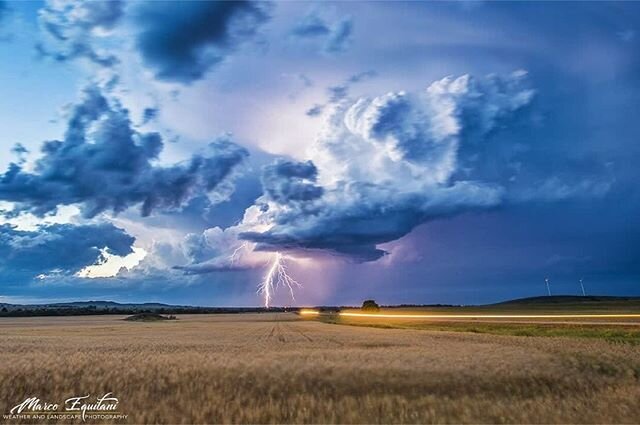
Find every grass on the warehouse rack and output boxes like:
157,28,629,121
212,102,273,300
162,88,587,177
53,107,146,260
323,317,640,345
383,296,640,315
1,313,640,423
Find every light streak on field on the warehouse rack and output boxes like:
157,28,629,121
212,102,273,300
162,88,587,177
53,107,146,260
337,312,640,319
298,309,640,320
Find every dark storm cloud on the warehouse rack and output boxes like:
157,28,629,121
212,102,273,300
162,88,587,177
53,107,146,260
290,11,353,53
327,85,348,103
261,160,323,203
241,181,502,262
347,71,377,84
141,107,158,125
37,0,124,67
132,1,270,83
10,143,28,156
305,104,324,117
0,86,249,218
324,18,353,53
291,13,331,38
10,144,28,164
0,223,134,281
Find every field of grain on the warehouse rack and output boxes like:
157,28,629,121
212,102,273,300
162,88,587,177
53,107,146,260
1,313,640,424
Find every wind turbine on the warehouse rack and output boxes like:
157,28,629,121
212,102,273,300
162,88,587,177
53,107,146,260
544,277,551,296
579,278,586,296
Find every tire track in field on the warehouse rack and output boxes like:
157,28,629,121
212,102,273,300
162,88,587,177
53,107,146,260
278,322,313,343
284,320,351,347
228,315,280,347
298,321,348,347
292,324,314,342
277,321,286,342
245,313,346,346
264,316,286,343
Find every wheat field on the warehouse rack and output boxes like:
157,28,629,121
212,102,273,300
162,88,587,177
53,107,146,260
1,313,640,424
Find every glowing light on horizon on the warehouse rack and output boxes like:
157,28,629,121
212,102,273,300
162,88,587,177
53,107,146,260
299,309,320,316
257,252,301,308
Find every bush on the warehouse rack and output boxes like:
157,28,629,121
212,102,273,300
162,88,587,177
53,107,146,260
361,300,380,311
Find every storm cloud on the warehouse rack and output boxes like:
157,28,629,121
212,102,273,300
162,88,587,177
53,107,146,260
0,86,249,218
0,222,134,282
290,10,353,53
132,1,271,83
234,72,535,260
0,1,637,304
261,160,323,203
37,0,124,66
176,72,537,271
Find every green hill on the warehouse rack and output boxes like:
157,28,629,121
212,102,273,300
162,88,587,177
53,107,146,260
485,295,640,313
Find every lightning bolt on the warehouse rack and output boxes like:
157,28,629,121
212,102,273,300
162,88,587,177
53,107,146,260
257,252,301,308
228,242,248,265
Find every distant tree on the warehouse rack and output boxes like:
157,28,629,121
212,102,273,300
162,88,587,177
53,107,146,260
361,300,380,311
1,307,7,313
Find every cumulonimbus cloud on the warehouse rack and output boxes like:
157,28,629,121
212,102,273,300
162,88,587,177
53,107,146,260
178,71,540,271
240,72,537,260
0,86,249,218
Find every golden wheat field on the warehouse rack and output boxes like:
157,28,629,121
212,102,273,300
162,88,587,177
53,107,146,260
1,313,640,424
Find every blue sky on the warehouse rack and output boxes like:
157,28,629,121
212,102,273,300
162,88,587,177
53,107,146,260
0,0,638,306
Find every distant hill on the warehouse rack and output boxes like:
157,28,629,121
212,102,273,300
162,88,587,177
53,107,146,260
0,301,291,317
493,295,640,305
481,295,640,313
0,300,182,311
45,301,178,309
